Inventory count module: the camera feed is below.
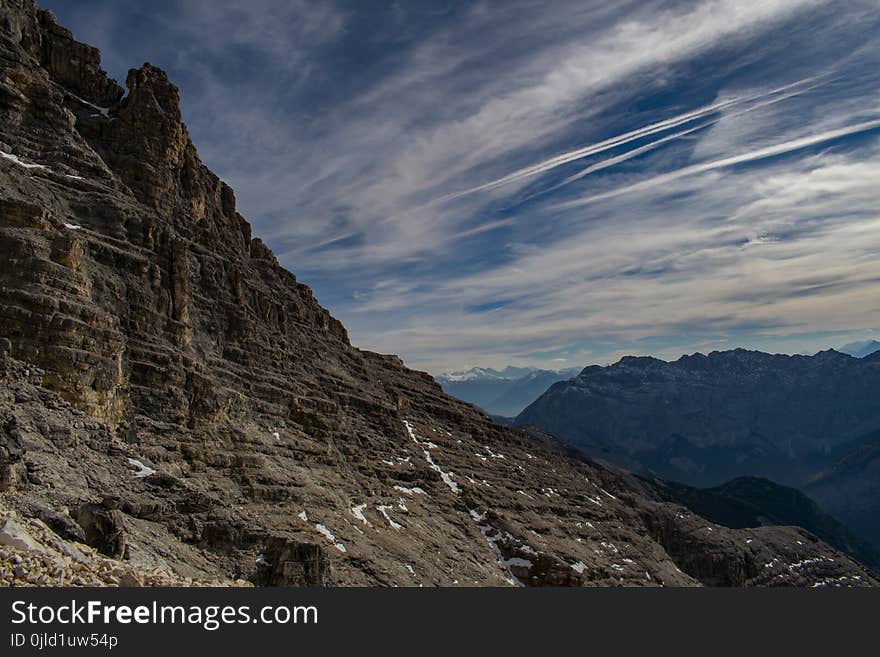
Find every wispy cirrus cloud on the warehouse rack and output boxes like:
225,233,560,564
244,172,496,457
45,0,880,372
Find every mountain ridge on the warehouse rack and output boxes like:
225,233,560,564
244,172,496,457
515,347,880,554
437,366,578,417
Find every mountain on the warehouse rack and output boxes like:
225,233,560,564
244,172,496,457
639,476,880,572
437,366,578,417
0,1,874,587
840,339,880,358
515,348,880,552
805,429,880,549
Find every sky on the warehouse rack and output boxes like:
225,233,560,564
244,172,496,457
43,0,880,374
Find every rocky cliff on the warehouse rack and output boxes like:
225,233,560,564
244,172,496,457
0,0,875,587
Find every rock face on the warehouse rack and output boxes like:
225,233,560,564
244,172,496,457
0,0,876,587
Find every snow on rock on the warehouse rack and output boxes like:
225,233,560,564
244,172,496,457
484,446,505,459
393,485,427,496
504,557,533,568
377,505,402,530
126,457,156,478
469,509,487,523
404,419,460,494
297,510,308,522
1,150,48,170
571,561,587,574
597,487,617,500
63,223,82,230
315,524,346,552
351,504,370,526
423,450,459,493
67,91,112,117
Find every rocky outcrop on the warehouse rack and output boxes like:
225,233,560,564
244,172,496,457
0,506,249,587
0,0,876,587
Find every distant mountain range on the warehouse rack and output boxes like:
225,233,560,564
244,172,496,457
840,339,880,358
515,348,880,552
436,366,579,417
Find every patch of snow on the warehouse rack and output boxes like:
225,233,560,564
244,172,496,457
484,446,505,459
424,450,459,493
403,419,419,443
788,556,830,571
377,505,402,530
405,564,415,575
394,485,427,496
598,487,617,500
571,561,586,574
63,223,81,230
315,524,346,552
127,457,156,478
405,420,460,493
351,504,370,526
469,509,487,522
1,150,48,170
67,91,112,117
297,510,308,522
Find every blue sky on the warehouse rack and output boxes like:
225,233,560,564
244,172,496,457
44,0,880,373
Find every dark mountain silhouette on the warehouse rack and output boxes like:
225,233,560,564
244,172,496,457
515,348,880,553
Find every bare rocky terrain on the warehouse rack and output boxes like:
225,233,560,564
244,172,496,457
0,0,876,587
